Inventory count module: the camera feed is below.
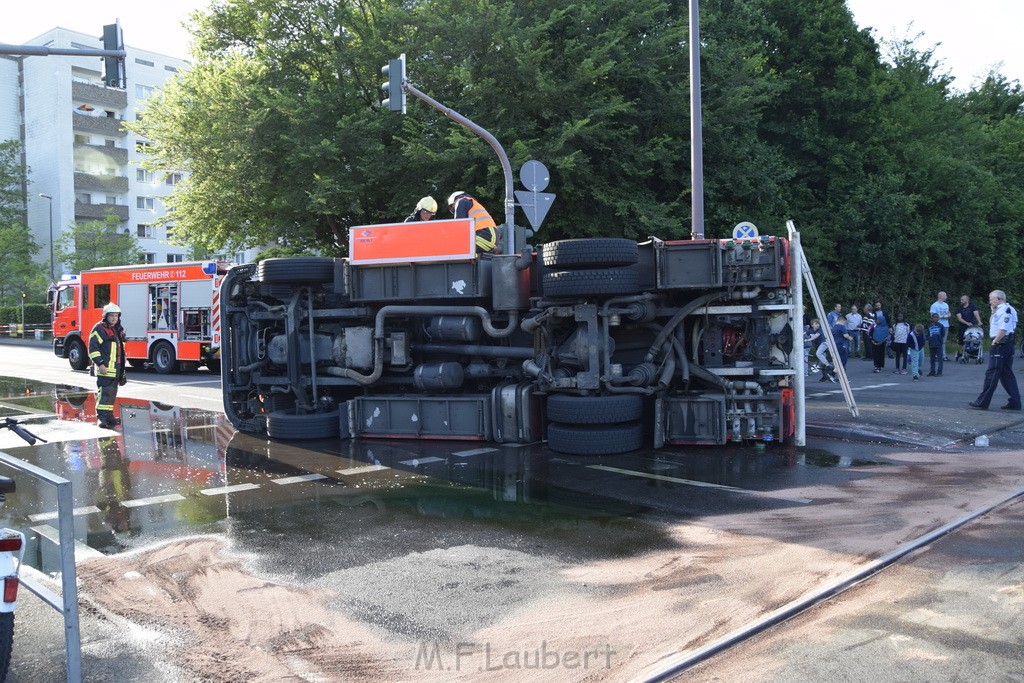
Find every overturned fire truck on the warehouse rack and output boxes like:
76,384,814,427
220,218,798,455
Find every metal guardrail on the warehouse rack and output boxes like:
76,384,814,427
0,452,82,683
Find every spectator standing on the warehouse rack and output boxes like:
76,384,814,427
802,319,818,376
869,301,889,372
955,294,982,361
827,303,842,328
891,313,910,374
908,324,926,381
930,291,951,360
927,313,945,376
846,305,863,360
861,304,875,359
810,319,835,383
969,290,1021,411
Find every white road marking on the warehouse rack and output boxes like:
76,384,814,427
587,465,812,504
121,494,187,508
30,525,104,559
28,505,101,522
452,448,499,458
273,473,329,485
399,457,446,466
181,380,221,385
181,394,223,403
337,464,389,476
200,483,261,496
808,382,898,397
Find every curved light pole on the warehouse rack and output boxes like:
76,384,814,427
39,193,54,280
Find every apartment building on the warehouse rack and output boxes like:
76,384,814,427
1,27,254,278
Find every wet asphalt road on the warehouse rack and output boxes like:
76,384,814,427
1,339,1023,681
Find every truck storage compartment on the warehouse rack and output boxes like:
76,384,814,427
491,380,542,444
351,394,492,440
350,260,491,302
656,238,785,289
663,393,727,445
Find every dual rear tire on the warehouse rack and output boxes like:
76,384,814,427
541,238,640,299
545,394,644,455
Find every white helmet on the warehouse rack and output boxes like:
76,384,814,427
447,191,465,207
416,196,438,213
102,302,122,315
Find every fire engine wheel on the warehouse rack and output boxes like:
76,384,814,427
541,268,640,299
267,409,340,440
127,359,146,369
67,339,89,371
205,360,221,374
151,342,178,375
546,421,644,455
257,257,335,284
546,394,643,425
541,238,639,269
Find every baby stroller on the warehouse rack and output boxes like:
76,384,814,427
958,326,985,364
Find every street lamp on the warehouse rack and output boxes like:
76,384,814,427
39,193,53,280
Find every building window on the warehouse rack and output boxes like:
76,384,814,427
167,254,184,263
143,252,156,264
135,84,155,99
164,173,183,186
105,110,116,119
105,139,116,147
235,252,247,264
164,65,178,73
75,193,91,204
135,141,153,153
134,58,155,67
165,226,175,239
105,195,117,205
137,169,155,183
137,196,155,211
137,224,153,238
74,134,89,144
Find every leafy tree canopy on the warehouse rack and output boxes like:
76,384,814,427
55,214,143,273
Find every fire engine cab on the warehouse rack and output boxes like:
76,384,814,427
51,261,230,374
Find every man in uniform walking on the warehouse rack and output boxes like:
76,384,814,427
89,302,128,428
969,290,1020,411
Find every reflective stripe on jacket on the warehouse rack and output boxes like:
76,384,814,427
89,322,125,377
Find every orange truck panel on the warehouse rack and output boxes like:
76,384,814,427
349,219,476,264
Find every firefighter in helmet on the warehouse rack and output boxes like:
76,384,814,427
89,302,128,428
447,191,498,253
404,196,438,223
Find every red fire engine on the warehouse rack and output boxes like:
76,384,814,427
51,261,230,374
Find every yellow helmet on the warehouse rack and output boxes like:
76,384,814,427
447,191,465,207
416,196,438,213
102,303,122,315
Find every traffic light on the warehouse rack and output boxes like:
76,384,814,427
381,54,406,113
101,22,125,88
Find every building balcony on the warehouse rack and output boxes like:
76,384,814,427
74,142,128,166
72,112,127,137
75,201,129,222
74,172,129,194
72,81,128,109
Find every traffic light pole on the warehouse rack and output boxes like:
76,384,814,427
402,82,517,255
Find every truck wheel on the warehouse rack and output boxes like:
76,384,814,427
257,257,335,284
267,409,340,440
547,422,644,455
127,359,146,369
67,339,89,371
546,394,643,425
151,342,178,375
541,238,638,269
542,268,640,298
205,360,221,374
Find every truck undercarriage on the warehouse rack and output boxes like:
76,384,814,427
221,237,797,455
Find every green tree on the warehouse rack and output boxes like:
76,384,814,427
55,213,142,273
0,139,47,305
0,139,26,225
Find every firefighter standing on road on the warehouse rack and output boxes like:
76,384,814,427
404,196,438,223
448,191,498,253
89,303,128,428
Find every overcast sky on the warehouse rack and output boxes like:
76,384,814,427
2,1,1021,90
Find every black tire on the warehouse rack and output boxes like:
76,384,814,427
151,341,178,375
257,257,335,284
127,358,146,369
542,268,640,298
67,338,89,371
205,359,221,374
0,612,13,682
541,238,638,269
267,409,340,440
547,421,644,455
546,394,643,425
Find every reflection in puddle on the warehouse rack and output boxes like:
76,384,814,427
0,376,888,575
